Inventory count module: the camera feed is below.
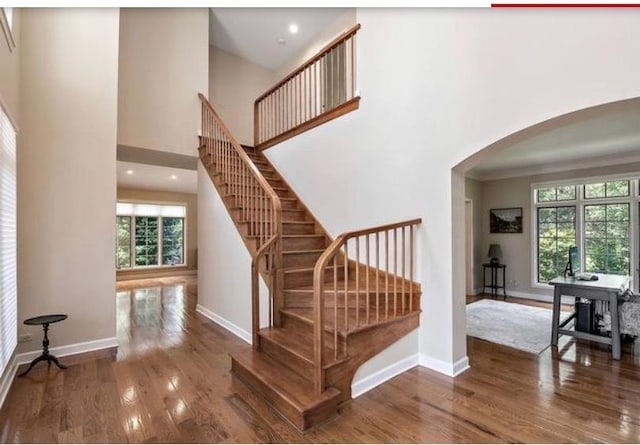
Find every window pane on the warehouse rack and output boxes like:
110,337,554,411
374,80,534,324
537,206,576,283
606,180,629,198
584,183,605,199
135,217,159,266
116,216,131,269
583,204,630,275
556,185,576,201
537,187,556,202
162,217,184,265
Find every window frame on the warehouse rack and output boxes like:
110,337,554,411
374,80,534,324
531,174,639,292
1,8,16,52
116,200,188,271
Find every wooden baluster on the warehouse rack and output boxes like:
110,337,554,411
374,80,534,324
344,242,348,332
352,33,357,97
402,226,406,315
376,232,380,323
394,228,398,317
385,230,389,320
410,226,414,313
355,236,360,329
333,255,338,360
365,234,370,325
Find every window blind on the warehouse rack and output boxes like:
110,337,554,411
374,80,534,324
116,202,186,218
0,105,16,376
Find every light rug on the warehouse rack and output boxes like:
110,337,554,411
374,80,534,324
466,299,569,354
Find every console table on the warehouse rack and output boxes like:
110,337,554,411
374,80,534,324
483,263,506,299
549,274,629,360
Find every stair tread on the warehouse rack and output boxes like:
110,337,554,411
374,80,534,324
259,327,345,367
283,249,325,255
283,264,339,274
232,348,340,411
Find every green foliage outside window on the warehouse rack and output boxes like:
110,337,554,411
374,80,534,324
162,217,184,265
116,216,131,269
536,185,576,203
584,180,629,199
537,206,576,283
584,204,630,275
135,217,159,266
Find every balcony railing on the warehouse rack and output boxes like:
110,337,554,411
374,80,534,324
254,24,361,150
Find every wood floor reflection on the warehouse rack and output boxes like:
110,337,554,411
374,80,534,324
1,277,639,443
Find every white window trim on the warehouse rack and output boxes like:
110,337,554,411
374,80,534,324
0,8,16,52
116,200,188,271
531,174,639,293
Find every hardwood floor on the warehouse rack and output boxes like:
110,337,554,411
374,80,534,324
1,278,639,443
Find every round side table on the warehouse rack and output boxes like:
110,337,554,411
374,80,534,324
18,314,68,377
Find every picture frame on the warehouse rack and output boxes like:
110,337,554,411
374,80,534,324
490,207,523,233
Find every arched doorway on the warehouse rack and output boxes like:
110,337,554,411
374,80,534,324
451,96,640,364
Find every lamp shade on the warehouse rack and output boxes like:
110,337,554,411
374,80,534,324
488,244,503,260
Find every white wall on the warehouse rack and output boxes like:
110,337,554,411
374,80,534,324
274,9,356,80
209,46,275,147
263,8,640,374
477,161,640,301
18,8,120,352
118,8,209,156
197,162,269,340
465,177,483,292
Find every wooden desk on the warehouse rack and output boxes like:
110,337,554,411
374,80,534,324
549,274,629,360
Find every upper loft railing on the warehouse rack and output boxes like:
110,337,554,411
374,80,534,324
311,218,422,394
198,93,284,329
254,24,361,150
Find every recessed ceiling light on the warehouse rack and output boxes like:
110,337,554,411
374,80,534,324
126,170,133,175
170,175,177,180
288,23,299,34
277,38,286,46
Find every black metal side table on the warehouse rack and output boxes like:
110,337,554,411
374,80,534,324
483,263,507,300
18,314,68,377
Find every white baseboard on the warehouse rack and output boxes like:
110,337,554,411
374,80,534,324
419,354,470,377
196,304,252,345
0,354,17,410
15,336,118,365
351,353,419,398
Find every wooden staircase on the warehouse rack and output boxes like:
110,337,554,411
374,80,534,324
199,95,422,432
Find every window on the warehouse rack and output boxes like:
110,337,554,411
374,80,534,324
135,216,159,266
116,203,186,270
0,104,17,375
584,180,630,199
162,218,184,265
537,206,576,283
584,204,630,275
116,216,131,269
1,8,15,51
533,176,638,287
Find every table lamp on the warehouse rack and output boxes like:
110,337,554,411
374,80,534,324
488,244,502,265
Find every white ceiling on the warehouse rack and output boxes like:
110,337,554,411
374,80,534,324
117,161,197,194
210,8,347,70
468,106,640,181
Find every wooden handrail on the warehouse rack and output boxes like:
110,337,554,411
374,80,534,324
253,24,361,149
311,218,422,394
199,94,282,209
255,23,361,104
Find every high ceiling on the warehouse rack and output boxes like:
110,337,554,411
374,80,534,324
117,161,197,194
468,105,640,181
209,8,348,70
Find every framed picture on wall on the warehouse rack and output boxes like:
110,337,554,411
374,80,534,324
490,207,523,233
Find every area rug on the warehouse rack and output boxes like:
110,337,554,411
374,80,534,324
466,299,570,354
